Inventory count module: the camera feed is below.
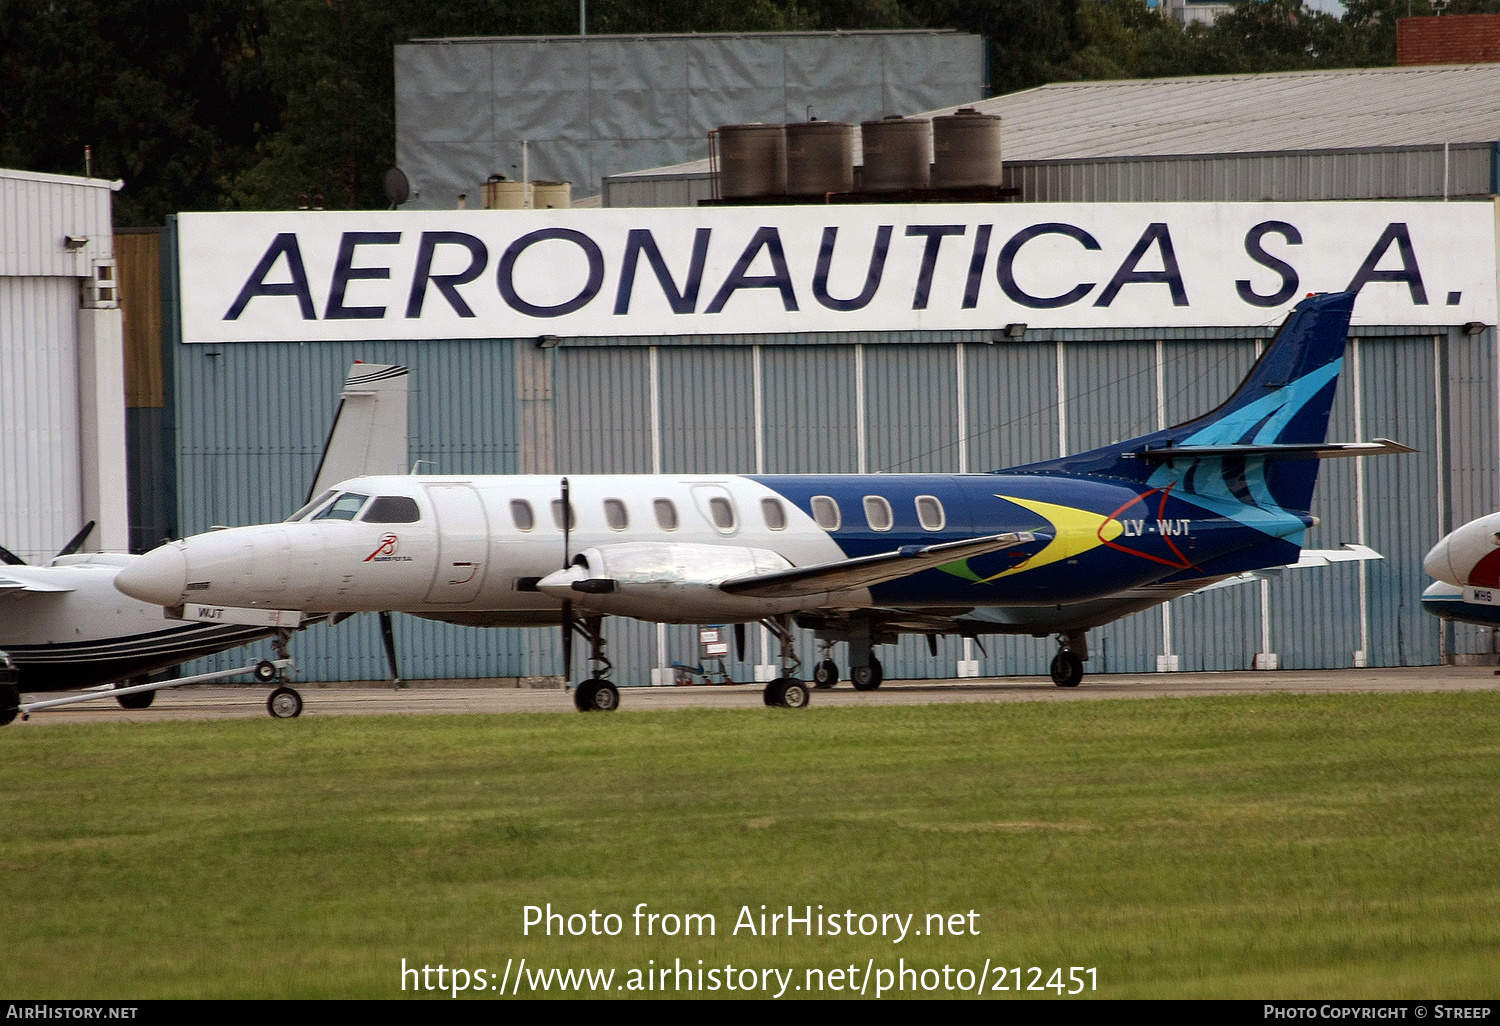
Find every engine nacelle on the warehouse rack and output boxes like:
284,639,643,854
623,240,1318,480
536,542,834,623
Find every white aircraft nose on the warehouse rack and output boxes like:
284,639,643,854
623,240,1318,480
1423,535,1456,584
115,543,189,606
1425,512,1500,587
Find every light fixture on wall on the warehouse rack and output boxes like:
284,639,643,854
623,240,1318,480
63,235,89,250
1001,323,1027,339
1464,321,1487,336
536,334,560,350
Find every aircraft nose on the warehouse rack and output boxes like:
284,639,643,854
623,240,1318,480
1423,535,1456,583
1425,514,1500,587
115,543,189,606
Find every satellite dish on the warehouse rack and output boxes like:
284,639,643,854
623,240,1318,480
384,167,411,209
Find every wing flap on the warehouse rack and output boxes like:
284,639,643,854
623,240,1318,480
719,532,1035,599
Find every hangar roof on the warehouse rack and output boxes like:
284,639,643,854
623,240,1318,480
948,63,1500,160
607,63,1500,182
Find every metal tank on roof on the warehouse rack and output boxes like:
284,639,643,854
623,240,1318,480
717,124,787,199
931,107,1002,189
785,121,855,197
859,116,931,192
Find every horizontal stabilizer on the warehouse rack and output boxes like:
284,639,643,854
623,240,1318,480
719,532,1035,598
1186,543,1383,594
1134,438,1414,462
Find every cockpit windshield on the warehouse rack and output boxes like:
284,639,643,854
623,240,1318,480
312,492,371,521
285,489,338,523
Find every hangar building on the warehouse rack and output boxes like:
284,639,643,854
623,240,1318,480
123,62,1500,686
0,169,127,565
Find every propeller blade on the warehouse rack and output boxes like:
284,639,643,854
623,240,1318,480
560,477,575,683
379,611,400,685
734,623,746,662
56,521,96,558
0,544,25,566
561,477,571,567
561,600,574,681
926,634,938,657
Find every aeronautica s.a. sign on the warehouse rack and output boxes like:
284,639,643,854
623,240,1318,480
177,203,1497,342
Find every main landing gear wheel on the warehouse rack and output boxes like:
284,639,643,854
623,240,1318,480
253,659,280,683
574,678,620,712
0,684,18,727
851,656,884,691
763,677,810,709
267,686,303,719
1050,650,1083,688
813,659,840,689
114,678,155,709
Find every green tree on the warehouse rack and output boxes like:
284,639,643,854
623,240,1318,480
0,0,275,225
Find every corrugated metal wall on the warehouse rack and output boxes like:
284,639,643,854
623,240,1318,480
0,171,119,561
1004,144,1495,203
170,319,1492,685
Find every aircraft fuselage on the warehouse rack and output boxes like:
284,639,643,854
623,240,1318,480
116,471,1308,628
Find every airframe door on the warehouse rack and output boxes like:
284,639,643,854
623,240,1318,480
423,484,489,603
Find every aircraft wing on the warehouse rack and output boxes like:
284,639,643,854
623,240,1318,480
0,573,74,595
718,532,1036,598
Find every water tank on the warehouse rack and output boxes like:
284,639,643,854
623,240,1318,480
932,108,1003,189
717,124,787,199
785,121,855,196
859,116,931,192
532,180,572,209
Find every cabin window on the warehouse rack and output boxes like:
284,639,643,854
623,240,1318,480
708,497,736,531
604,498,629,531
654,498,679,531
550,499,576,531
510,499,535,532
864,495,893,531
314,492,369,521
915,495,945,532
362,496,421,524
286,489,338,523
811,495,841,532
761,497,787,531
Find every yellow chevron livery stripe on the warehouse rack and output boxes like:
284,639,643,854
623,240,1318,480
978,496,1124,582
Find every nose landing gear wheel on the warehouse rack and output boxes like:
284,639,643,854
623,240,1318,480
574,678,619,712
763,677,810,708
1050,650,1083,687
267,686,303,718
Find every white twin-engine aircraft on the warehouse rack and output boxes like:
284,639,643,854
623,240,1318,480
117,292,1401,713
0,362,409,725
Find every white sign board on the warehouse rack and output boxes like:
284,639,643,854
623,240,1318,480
177,203,1497,342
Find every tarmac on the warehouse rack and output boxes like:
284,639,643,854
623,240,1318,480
9,664,1500,726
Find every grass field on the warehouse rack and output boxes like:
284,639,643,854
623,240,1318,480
2,691,1498,999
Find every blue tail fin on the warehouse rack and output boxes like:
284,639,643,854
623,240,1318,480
1003,291,1356,515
